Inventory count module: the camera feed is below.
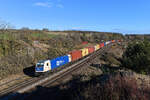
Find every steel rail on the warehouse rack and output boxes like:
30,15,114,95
0,43,113,100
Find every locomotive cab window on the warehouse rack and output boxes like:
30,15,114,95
36,63,44,67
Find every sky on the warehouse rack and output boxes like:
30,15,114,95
0,0,150,34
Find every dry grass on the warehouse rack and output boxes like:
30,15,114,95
0,29,124,79
84,74,150,100
58,73,150,100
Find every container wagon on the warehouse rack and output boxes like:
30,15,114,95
95,44,100,51
100,43,104,48
87,47,95,54
81,48,89,57
35,40,117,76
69,50,82,61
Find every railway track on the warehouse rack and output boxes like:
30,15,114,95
22,45,112,100
0,43,113,100
0,76,26,87
0,76,43,97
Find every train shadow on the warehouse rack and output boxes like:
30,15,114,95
23,66,35,77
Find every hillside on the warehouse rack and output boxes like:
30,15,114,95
0,29,124,79
22,42,150,100
0,29,150,100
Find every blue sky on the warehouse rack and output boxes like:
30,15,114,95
0,0,150,34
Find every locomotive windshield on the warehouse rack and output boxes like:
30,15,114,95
36,60,45,68
36,63,44,67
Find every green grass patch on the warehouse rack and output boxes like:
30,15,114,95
0,33,15,40
28,33,57,40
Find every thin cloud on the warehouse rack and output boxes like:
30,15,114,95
34,2,53,8
56,4,64,8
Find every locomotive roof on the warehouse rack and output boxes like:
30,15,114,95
38,60,48,63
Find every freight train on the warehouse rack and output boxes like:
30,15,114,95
35,40,119,76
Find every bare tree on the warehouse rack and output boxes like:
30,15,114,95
0,19,14,30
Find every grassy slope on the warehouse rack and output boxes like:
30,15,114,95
0,29,124,78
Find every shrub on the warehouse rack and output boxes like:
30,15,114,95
83,74,150,100
121,40,150,74
56,74,150,100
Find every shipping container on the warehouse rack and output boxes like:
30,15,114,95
118,40,121,42
99,44,101,49
82,41,88,45
112,40,115,43
50,55,70,70
100,43,104,48
81,48,89,57
69,50,82,61
95,44,100,51
87,47,95,54
104,42,106,46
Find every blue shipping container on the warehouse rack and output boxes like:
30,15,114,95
50,55,69,70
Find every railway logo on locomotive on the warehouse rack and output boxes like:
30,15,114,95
56,60,65,66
